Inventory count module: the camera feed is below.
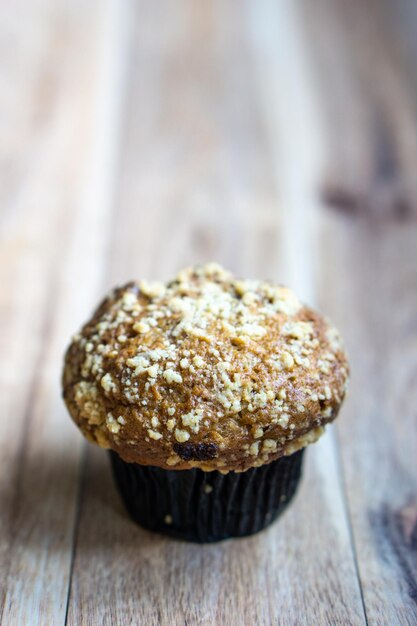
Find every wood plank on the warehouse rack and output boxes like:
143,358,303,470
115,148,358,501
67,2,366,624
317,218,417,626
300,0,417,217
246,1,366,622
299,1,417,623
0,0,129,624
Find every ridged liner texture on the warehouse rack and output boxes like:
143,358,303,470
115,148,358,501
110,449,304,543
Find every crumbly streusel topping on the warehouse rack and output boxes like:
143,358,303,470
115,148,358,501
62,263,349,471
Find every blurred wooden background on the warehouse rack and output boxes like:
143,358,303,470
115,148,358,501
0,1,416,624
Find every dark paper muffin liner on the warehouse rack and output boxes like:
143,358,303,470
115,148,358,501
109,449,304,543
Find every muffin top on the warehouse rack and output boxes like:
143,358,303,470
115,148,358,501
63,263,349,472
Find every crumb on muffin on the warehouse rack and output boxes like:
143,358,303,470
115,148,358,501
62,263,349,471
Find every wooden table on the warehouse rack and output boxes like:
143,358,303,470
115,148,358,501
1,1,416,624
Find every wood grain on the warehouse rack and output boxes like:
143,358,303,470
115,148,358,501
0,0,416,624
0,0,128,624
300,1,417,623
319,221,417,626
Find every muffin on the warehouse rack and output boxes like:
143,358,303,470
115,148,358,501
62,263,349,542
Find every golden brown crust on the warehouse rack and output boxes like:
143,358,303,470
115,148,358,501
62,263,349,472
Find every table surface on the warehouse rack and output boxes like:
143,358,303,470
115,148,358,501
1,1,416,625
